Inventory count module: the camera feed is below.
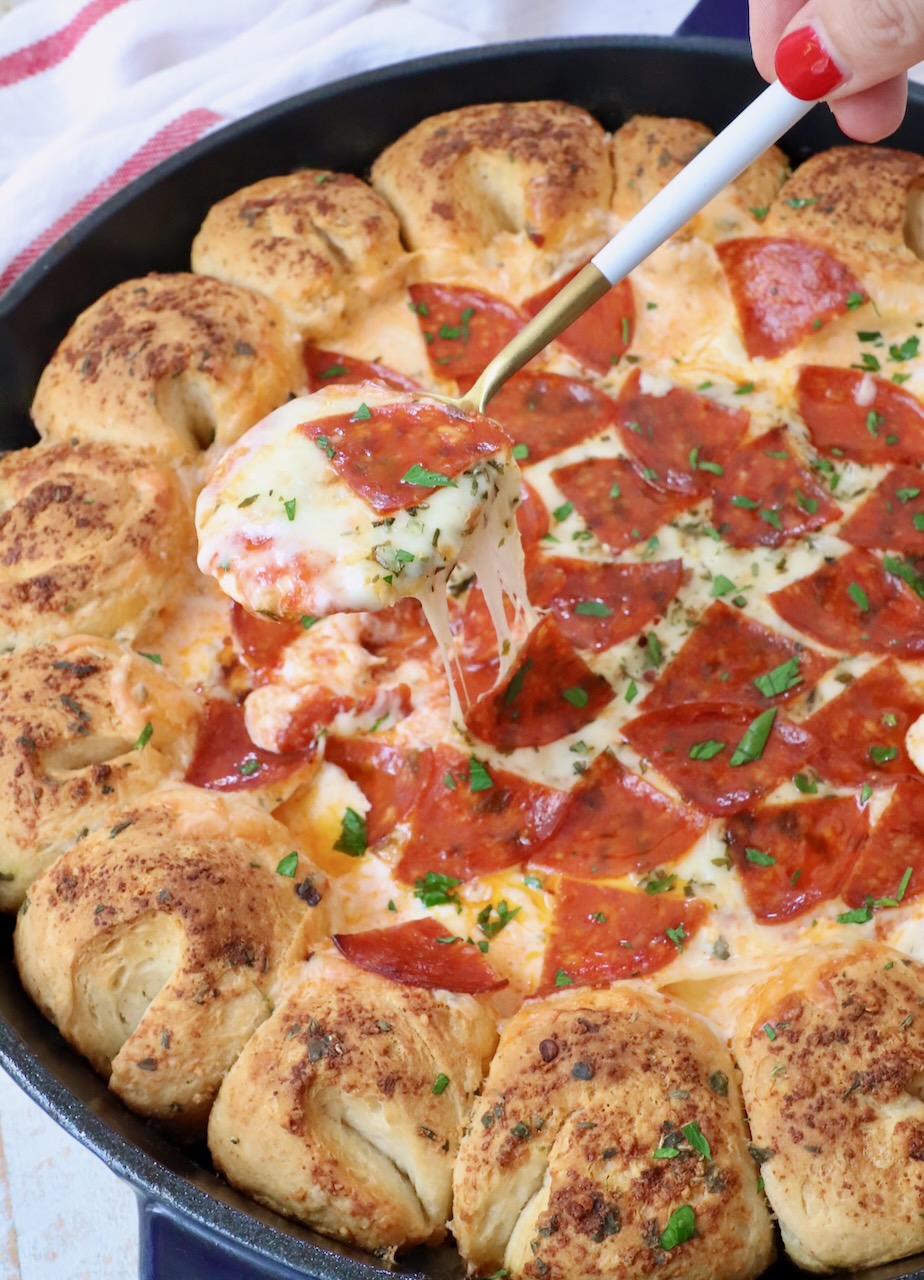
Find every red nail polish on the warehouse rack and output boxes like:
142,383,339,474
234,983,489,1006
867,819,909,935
774,25,847,100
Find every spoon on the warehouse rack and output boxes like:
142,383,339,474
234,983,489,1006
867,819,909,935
450,79,814,414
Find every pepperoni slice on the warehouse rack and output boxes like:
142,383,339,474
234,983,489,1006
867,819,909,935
842,780,924,909
465,615,614,751
409,283,525,386
621,701,815,816
710,426,841,547
529,751,707,880
538,879,707,994
324,737,429,844
487,371,620,464
300,402,510,514
395,746,567,884
523,269,634,374
643,601,833,713
231,601,304,684
716,238,864,359
334,916,507,993
185,698,313,791
527,556,684,652
840,465,924,554
770,548,924,659
726,796,870,923
803,659,924,788
517,480,551,556
798,366,924,465
552,455,696,553
614,368,749,496
304,344,420,393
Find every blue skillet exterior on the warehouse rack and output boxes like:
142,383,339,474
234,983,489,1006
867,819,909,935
1,26,924,1280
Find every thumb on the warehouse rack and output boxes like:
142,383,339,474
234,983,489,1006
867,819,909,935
773,1,924,140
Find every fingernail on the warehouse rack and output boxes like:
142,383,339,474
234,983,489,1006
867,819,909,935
774,24,848,100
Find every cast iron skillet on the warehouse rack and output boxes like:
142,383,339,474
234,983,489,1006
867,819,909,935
2,33,924,1280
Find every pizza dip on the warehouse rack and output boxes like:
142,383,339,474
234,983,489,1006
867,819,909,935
6,98,924,1279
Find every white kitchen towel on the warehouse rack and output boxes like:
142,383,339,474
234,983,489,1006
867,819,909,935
0,0,701,294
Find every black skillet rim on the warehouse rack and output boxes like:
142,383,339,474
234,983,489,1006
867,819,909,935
1,32,924,1280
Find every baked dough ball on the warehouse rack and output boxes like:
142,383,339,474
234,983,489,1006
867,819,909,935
612,115,789,238
0,441,195,650
191,171,407,344
732,943,924,1273
453,984,773,1280
371,101,612,266
0,637,200,911
762,146,924,283
15,786,327,1134
31,273,299,461
208,948,498,1251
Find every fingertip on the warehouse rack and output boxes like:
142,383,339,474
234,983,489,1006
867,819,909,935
830,75,910,141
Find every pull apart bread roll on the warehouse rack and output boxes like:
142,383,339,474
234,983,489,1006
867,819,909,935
31,273,300,461
453,985,773,1280
0,440,194,649
195,384,524,623
761,146,924,285
611,115,789,238
208,947,497,1252
371,101,613,273
733,943,924,1273
15,786,328,1134
191,171,407,344
0,637,200,910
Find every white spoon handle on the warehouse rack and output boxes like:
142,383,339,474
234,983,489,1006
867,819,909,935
591,79,812,284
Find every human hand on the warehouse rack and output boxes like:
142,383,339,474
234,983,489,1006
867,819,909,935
749,0,924,141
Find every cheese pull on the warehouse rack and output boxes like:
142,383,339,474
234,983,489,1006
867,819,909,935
196,385,530,698
196,384,527,612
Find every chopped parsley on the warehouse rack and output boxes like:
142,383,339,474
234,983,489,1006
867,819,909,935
574,599,613,617
468,756,494,791
689,739,725,761
414,872,462,909
276,852,299,877
432,1073,450,1095
753,656,802,698
729,707,776,767
745,847,776,867
401,463,457,488
333,808,367,856
350,402,372,422
562,686,589,708
477,900,520,938
659,1205,695,1250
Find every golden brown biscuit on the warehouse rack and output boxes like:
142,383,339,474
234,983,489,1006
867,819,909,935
612,115,789,237
371,101,612,266
762,146,924,282
452,984,773,1280
732,943,924,1273
14,786,327,1134
191,171,407,344
31,273,300,461
0,637,200,911
0,441,195,650
208,948,497,1251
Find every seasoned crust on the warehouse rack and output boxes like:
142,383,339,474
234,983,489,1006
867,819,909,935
0,637,200,911
191,171,407,344
452,984,773,1280
762,146,924,281
0,441,195,650
208,948,497,1251
371,101,612,266
732,943,924,1273
14,786,327,1135
31,273,300,461
612,115,789,239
